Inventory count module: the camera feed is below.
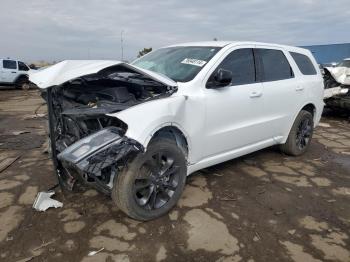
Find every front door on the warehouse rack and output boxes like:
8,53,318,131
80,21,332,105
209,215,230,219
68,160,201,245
203,47,270,158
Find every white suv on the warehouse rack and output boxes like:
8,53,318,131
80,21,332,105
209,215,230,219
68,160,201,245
0,59,32,89
30,41,324,220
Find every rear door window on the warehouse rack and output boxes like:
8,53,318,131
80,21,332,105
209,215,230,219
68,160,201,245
255,49,294,82
290,52,317,75
3,60,17,70
207,48,256,87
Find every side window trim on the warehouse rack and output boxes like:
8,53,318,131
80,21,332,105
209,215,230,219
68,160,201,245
206,47,257,88
253,48,263,82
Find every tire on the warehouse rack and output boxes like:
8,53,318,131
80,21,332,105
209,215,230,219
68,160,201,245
280,110,314,156
112,138,187,221
15,76,30,90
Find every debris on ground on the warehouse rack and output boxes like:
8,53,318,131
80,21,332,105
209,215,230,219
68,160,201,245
88,247,105,256
274,211,284,216
0,155,20,173
32,239,57,252
33,191,63,211
318,122,331,127
16,255,36,262
23,114,46,120
288,229,296,235
253,232,261,242
12,131,30,136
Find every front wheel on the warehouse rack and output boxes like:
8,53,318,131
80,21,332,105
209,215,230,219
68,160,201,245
112,138,187,221
280,110,314,156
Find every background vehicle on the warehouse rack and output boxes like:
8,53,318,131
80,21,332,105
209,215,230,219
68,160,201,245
323,58,350,110
0,58,32,89
30,42,324,220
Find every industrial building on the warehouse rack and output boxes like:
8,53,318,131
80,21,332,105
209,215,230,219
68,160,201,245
301,43,350,64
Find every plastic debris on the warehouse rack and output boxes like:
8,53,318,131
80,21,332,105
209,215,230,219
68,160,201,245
288,229,296,235
12,130,30,135
23,113,46,120
88,247,104,256
318,122,331,128
33,191,63,212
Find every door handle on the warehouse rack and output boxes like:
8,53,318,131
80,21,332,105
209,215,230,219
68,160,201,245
11,72,16,73
250,91,262,98
296,86,304,91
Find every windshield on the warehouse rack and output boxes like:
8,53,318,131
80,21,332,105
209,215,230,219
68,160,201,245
338,60,350,68
132,46,221,82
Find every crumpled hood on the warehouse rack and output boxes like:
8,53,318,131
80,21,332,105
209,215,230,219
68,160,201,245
325,66,350,85
29,60,177,89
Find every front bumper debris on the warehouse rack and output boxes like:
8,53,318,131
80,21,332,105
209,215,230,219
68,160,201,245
57,127,144,194
33,191,63,212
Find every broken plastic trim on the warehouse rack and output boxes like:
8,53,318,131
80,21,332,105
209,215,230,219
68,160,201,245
33,191,63,212
57,127,144,194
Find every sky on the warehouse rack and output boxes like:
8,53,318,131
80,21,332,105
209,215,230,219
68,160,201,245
1,0,349,63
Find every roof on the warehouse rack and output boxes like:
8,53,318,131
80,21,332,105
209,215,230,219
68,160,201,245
166,41,308,52
167,41,235,47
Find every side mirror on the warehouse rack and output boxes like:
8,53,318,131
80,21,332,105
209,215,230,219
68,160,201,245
209,68,232,88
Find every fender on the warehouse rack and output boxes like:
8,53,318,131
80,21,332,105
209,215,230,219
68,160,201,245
107,95,190,149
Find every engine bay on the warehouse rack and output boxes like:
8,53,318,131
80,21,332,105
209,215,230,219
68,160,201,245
46,66,176,192
49,67,175,152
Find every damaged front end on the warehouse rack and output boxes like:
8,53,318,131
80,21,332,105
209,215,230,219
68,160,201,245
57,127,143,194
323,61,350,110
34,61,177,194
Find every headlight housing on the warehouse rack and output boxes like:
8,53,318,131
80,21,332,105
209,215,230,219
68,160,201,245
57,127,123,165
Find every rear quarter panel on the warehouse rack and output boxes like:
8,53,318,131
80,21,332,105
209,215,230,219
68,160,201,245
284,47,324,141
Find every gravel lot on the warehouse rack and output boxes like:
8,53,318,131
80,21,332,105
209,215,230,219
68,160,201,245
0,89,349,262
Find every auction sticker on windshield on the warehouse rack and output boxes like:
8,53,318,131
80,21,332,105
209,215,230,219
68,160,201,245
181,58,207,67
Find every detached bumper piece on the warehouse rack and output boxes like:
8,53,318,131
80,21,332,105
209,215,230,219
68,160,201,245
57,127,143,194
33,191,63,212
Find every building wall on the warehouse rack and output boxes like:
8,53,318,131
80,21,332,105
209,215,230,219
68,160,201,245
300,43,350,64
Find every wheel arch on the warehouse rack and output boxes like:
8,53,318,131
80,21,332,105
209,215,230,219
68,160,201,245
301,103,316,119
147,124,190,162
282,102,317,144
14,74,29,83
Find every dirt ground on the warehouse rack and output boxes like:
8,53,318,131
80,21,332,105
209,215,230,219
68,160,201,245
0,89,349,262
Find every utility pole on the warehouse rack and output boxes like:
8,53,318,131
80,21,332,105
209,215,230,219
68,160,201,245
121,30,124,61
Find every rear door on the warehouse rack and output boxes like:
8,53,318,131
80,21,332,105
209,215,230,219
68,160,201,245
1,59,18,83
254,46,303,141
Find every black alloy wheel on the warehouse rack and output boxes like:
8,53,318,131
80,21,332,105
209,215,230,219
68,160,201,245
296,118,312,150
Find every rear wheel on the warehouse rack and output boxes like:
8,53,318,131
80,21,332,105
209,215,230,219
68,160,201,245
112,138,187,221
280,110,314,156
